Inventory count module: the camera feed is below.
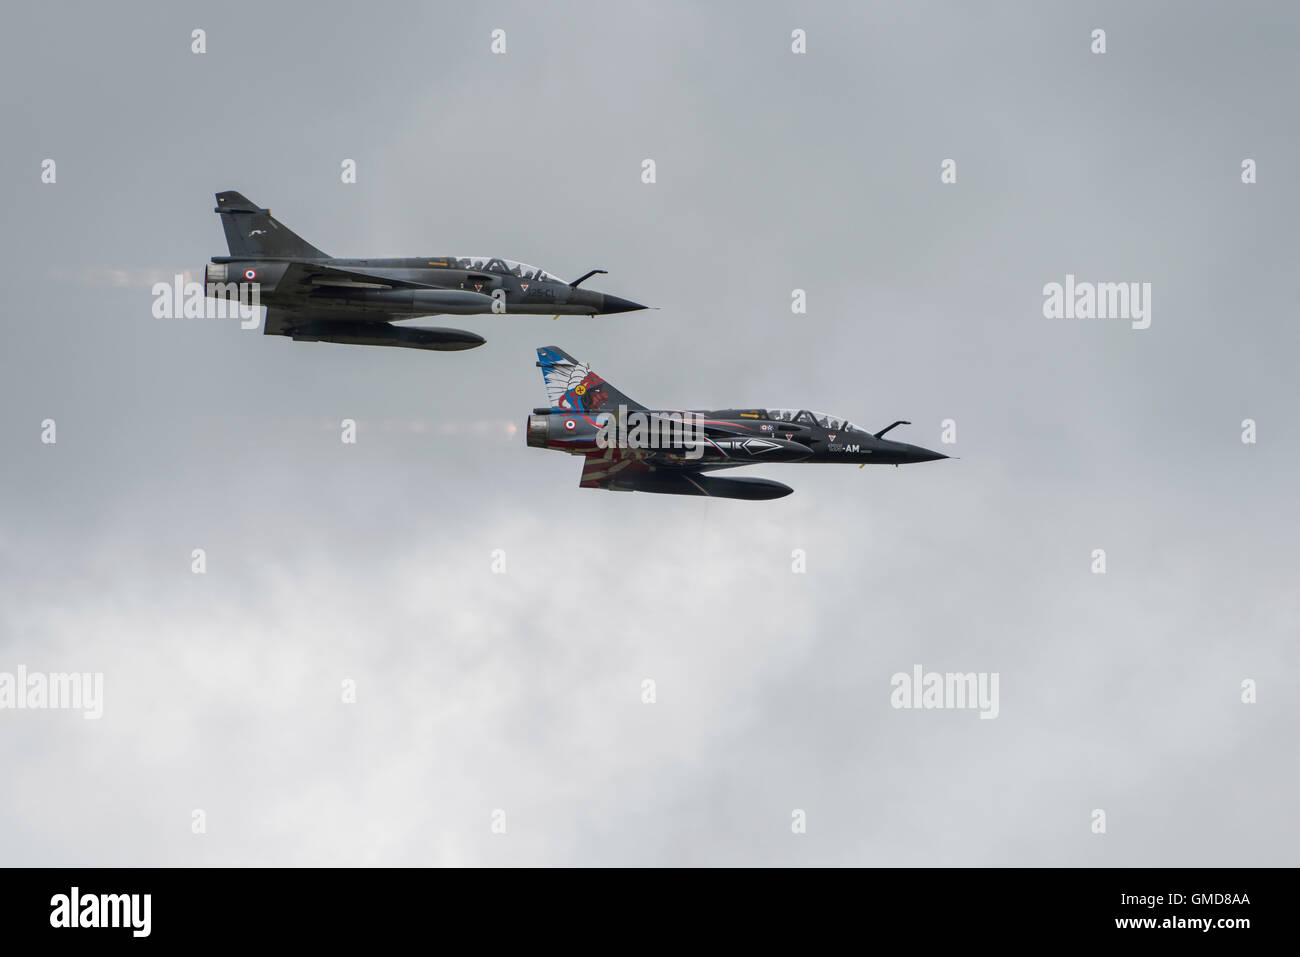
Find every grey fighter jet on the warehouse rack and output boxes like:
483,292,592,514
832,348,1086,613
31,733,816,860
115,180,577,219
526,347,949,500
205,191,647,351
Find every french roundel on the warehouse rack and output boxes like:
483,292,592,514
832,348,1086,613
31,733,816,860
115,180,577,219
564,419,576,431
244,269,257,280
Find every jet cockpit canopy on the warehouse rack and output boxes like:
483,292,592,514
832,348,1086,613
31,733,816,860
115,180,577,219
454,256,567,284
767,409,861,432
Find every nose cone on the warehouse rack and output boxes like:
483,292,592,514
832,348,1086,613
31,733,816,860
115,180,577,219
900,443,948,463
875,439,948,464
599,293,648,314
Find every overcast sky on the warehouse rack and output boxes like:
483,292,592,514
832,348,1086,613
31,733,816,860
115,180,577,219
0,1,1296,866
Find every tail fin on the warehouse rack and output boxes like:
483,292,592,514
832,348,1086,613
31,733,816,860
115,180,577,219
536,346,645,413
214,191,329,259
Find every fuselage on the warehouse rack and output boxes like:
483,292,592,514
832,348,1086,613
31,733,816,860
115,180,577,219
526,407,948,468
206,255,644,317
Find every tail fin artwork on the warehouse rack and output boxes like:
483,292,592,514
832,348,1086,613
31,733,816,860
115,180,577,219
214,191,329,259
536,346,646,414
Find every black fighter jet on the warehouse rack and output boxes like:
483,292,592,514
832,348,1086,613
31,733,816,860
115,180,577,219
526,347,949,500
205,191,647,351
